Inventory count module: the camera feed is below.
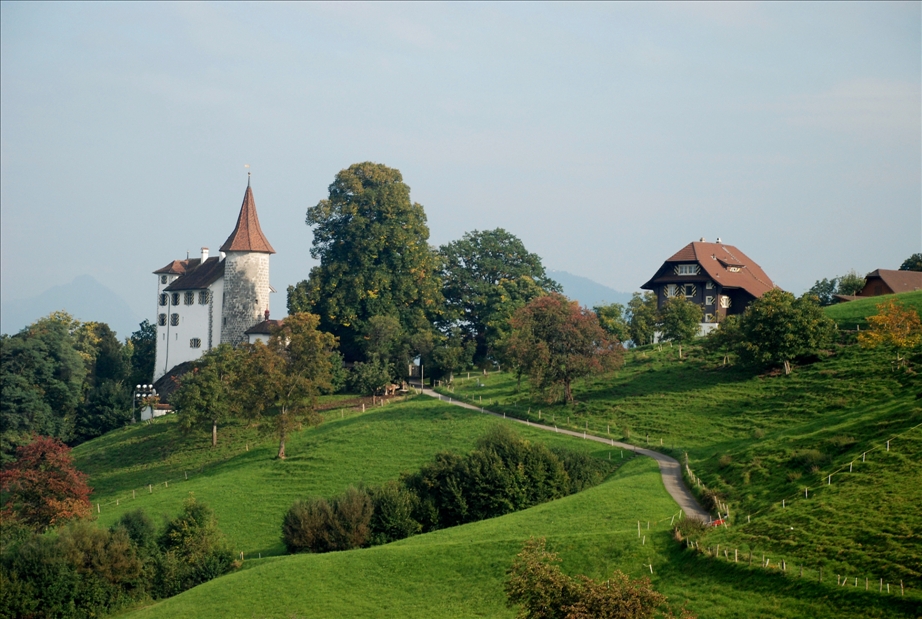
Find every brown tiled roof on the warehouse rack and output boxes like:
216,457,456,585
220,185,275,254
865,269,922,294
642,241,776,298
154,258,201,275
244,319,283,335
164,257,225,291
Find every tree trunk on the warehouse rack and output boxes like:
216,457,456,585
564,379,573,404
783,359,791,375
212,421,218,447
277,433,286,459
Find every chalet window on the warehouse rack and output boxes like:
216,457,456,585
706,281,714,290
704,313,716,323
706,296,714,306
727,266,741,273
159,293,168,306
160,275,168,284
158,313,167,326
184,292,195,305
190,338,202,348
684,284,696,298
676,264,699,276
199,290,210,304
664,284,680,298
170,313,180,326
171,292,180,306
719,296,731,309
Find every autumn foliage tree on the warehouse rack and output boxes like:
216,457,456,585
858,299,922,364
505,538,694,619
0,436,92,531
505,294,623,404
237,313,337,459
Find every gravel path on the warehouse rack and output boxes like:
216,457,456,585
420,388,710,522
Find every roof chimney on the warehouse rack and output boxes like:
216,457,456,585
716,237,722,244
699,237,706,242
201,247,209,262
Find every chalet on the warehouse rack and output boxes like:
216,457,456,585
856,269,922,297
641,239,776,332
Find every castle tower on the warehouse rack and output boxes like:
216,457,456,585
219,180,275,346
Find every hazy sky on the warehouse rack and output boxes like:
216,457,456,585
2,2,919,323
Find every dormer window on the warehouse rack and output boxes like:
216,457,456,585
676,264,699,276
720,296,732,309
727,266,741,273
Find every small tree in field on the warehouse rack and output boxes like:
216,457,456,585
659,297,702,351
237,313,336,459
736,290,835,374
627,292,658,347
0,436,91,531
174,344,243,447
858,299,922,364
506,294,623,404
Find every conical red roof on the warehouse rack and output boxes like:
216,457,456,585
220,185,275,253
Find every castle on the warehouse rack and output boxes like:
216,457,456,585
152,180,275,382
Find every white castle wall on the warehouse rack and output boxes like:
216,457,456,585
220,251,270,346
153,275,225,382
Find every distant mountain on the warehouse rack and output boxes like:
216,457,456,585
548,271,633,308
1,275,144,338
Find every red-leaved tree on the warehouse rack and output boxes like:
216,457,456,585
505,293,623,403
0,435,92,530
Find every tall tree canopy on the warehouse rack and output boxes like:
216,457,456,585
287,162,442,362
439,228,560,364
174,344,243,447
505,294,623,404
900,253,922,272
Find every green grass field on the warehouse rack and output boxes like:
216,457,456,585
68,293,921,617
823,290,922,330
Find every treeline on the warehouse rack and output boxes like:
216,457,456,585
281,426,616,554
1,312,155,463
0,496,236,619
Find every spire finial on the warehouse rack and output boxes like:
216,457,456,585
245,164,250,187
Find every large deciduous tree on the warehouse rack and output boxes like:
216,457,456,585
736,289,835,374
287,162,442,363
439,229,560,364
899,253,922,272
659,297,702,344
593,303,630,344
0,436,92,531
127,320,157,387
627,292,658,347
174,344,243,447
505,294,623,404
238,313,337,459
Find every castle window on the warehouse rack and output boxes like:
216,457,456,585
719,296,731,309
159,293,168,306
676,264,699,276
170,313,180,326
199,290,210,304
160,275,167,284
158,313,167,326
184,292,195,305
190,338,202,348
171,293,180,306
706,296,714,306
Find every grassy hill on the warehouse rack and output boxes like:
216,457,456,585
66,295,921,617
824,290,922,330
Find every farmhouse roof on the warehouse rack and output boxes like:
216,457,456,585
220,185,275,254
164,256,225,291
642,241,775,298
866,269,922,294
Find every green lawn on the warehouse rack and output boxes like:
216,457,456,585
824,290,922,330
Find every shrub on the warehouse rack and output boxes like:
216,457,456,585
551,446,612,493
369,480,421,545
330,486,373,550
282,497,336,554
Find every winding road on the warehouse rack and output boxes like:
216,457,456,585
419,388,710,522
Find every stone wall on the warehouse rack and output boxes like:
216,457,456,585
221,251,270,346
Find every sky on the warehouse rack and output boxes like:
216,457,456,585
2,2,920,325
